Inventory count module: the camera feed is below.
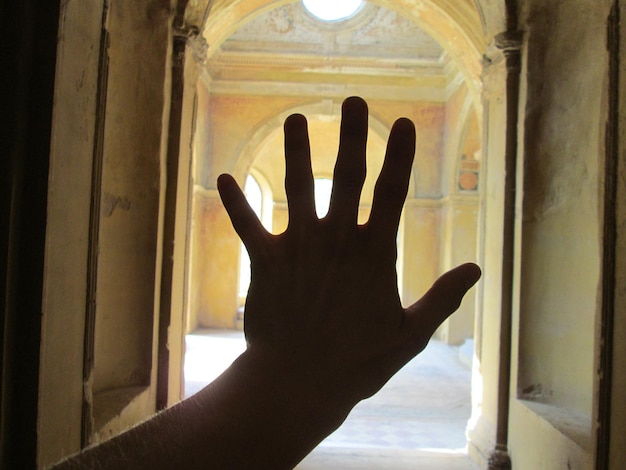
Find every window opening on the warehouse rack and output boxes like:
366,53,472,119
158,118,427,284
314,177,333,218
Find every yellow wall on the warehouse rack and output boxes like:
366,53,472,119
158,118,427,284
189,189,240,328
401,202,442,307
506,1,611,467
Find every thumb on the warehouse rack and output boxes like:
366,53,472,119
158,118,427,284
406,263,482,337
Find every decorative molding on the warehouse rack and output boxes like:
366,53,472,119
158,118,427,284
404,194,480,209
404,197,443,209
445,69,466,100
481,39,506,74
188,32,208,65
198,68,212,89
210,53,444,71
480,40,507,101
207,79,448,102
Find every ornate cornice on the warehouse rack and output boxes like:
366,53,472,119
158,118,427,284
207,79,448,102
207,51,447,78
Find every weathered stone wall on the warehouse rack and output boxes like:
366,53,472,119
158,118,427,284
40,0,176,464
509,0,612,468
39,1,104,465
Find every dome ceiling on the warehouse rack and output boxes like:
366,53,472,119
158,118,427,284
205,1,457,101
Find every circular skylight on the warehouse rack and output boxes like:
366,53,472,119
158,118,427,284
302,0,363,22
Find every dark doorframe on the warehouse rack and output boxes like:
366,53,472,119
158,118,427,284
596,1,619,468
0,1,60,467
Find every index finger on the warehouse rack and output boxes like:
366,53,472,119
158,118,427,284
367,118,416,241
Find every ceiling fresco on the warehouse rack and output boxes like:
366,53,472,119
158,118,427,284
219,2,444,61
205,1,454,98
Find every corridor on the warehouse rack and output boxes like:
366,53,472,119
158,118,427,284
184,330,477,469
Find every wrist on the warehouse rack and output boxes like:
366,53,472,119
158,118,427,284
234,346,355,429
195,346,354,468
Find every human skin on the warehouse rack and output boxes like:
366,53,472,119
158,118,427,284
52,96,480,469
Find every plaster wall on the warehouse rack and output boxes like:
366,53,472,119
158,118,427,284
508,0,611,467
189,190,240,329
442,84,470,196
91,0,171,403
39,0,176,463
438,199,479,345
373,100,446,198
436,83,480,345
401,203,442,308
205,95,305,186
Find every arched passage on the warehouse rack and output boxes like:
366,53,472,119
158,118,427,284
183,2,493,467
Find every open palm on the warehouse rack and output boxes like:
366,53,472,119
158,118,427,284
218,96,481,405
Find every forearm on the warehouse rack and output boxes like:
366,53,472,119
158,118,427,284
52,349,352,470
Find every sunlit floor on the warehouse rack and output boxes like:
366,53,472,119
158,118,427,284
184,329,478,469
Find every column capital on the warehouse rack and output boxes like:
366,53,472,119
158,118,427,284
495,30,523,72
173,24,208,66
494,30,523,54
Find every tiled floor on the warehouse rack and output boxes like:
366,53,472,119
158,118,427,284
184,329,478,469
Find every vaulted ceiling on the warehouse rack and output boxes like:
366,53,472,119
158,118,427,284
205,1,463,101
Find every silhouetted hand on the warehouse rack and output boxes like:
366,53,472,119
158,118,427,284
218,96,481,407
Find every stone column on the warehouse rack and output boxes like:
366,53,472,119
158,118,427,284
466,38,510,469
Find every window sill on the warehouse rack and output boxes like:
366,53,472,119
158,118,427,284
518,399,592,451
93,386,150,433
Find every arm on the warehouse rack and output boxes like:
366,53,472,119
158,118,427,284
53,96,480,469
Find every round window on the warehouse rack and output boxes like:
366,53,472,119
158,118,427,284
302,0,363,22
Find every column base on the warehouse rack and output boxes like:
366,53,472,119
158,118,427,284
487,448,512,470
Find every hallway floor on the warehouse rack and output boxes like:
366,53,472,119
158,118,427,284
184,329,478,469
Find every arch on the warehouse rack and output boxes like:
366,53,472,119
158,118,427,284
230,99,400,189
471,0,507,40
